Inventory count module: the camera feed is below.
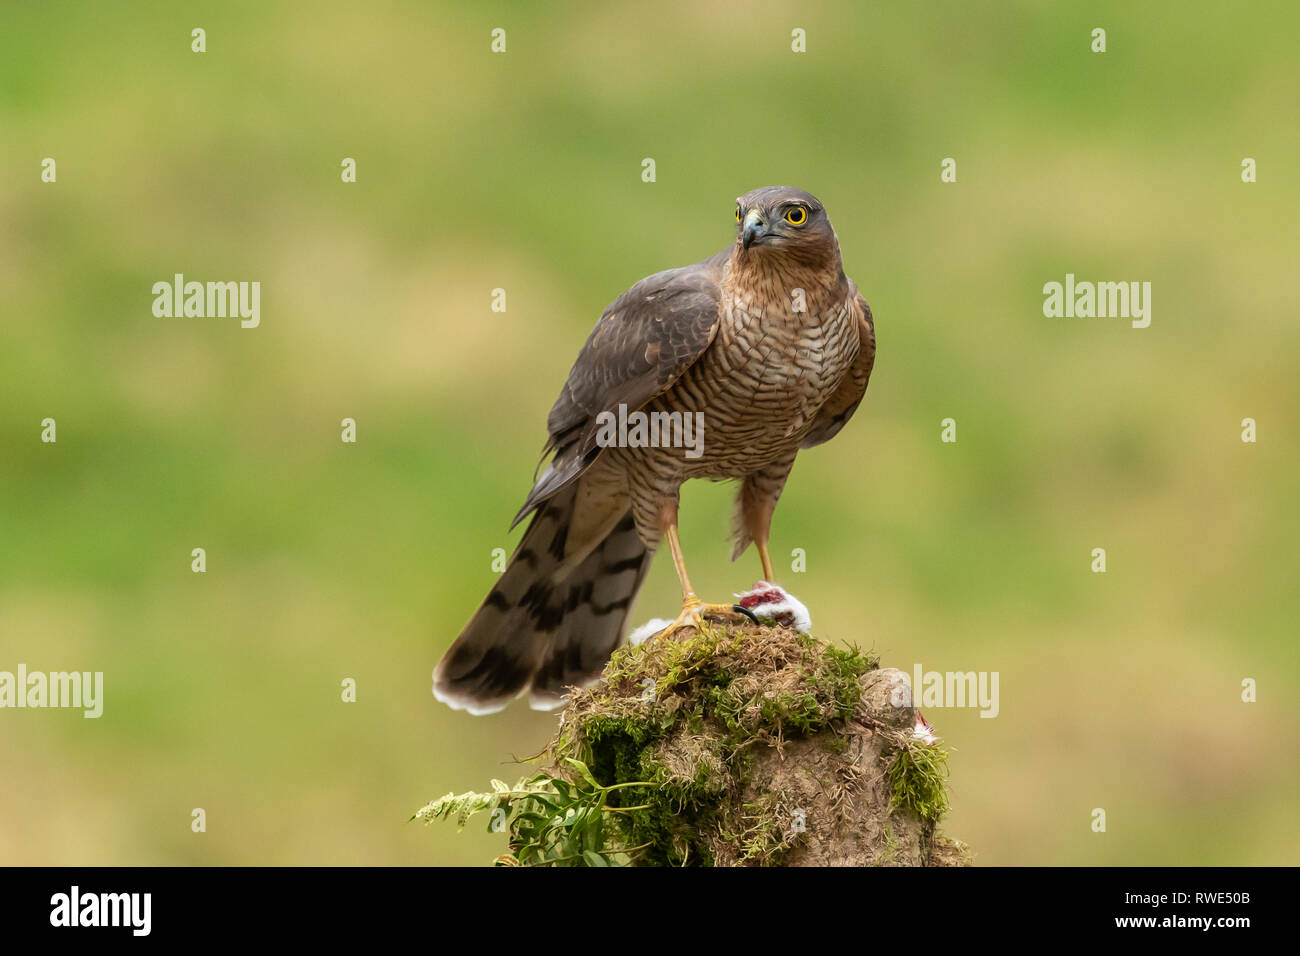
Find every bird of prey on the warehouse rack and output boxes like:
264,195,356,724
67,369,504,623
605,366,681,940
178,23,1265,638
435,186,875,714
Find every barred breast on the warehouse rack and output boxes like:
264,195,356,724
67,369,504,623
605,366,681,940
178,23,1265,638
620,289,859,483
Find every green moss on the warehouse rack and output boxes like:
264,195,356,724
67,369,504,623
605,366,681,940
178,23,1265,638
873,822,901,866
729,795,797,866
886,738,952,822
551,623,881,866
576,713,662,787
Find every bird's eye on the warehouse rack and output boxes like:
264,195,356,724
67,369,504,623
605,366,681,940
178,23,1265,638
784,206,808,226
735,206,742,223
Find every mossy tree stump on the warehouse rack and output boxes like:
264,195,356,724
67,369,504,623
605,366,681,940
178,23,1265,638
550,623,969,866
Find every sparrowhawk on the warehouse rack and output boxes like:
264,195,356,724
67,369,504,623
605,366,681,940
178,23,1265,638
435,186,875,714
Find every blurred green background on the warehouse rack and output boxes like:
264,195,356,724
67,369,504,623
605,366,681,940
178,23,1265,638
2,0,1297,865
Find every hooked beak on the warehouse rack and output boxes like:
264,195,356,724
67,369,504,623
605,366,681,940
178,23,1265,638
741,209,770,250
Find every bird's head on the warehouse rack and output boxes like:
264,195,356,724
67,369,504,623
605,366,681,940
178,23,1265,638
733,186,840,270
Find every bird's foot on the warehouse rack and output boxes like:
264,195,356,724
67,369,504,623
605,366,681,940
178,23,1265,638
649,596,759,642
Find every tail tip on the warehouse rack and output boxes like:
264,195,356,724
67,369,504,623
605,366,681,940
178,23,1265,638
432,680,513,717
527,688,568,712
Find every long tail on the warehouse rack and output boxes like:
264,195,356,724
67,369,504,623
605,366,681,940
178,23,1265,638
433,487,652,714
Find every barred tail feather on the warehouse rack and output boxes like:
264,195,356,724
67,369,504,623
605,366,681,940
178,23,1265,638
434,490,651,715
527,512,652,710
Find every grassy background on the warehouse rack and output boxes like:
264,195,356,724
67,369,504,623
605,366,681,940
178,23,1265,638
1,0,1297,865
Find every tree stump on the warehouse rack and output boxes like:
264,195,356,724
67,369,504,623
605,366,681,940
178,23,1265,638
550,622,970,866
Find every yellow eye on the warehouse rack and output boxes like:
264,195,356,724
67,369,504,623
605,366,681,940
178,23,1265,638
735,206,742,222
784,206,807,226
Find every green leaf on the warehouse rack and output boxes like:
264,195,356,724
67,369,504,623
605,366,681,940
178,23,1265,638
583,807,603,848
582,850,609,867
564,757,602,791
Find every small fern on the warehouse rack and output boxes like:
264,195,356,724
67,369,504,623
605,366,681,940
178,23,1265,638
413,758,649,866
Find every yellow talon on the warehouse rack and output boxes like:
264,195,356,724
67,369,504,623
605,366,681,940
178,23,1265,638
649,597,755,642
650,501,761,643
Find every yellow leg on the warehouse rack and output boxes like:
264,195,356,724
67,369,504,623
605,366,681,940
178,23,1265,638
755,536,775,582
651,506,748,640
737,464,786,584
665,520,697,602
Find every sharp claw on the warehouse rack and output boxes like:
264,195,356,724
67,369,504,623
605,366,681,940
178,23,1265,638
646,600,762,643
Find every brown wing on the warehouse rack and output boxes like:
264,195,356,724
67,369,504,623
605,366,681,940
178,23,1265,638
801,289,875,449
511,249,728,527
